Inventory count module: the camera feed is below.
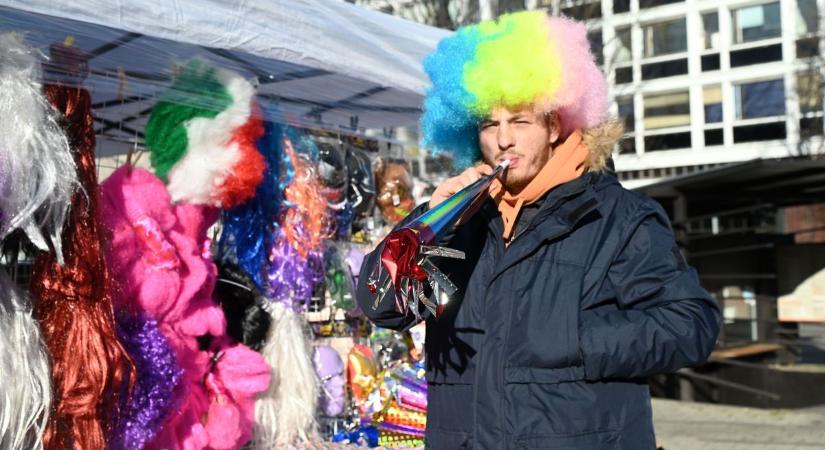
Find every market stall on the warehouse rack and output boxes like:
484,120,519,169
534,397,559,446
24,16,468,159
0,1,448,448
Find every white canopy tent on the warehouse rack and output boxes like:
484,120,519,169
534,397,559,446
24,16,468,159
0,0,450,160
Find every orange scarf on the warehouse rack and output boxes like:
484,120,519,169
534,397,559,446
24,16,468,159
489,130,588,242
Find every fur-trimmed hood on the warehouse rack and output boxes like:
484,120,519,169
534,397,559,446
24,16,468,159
583,119,624,173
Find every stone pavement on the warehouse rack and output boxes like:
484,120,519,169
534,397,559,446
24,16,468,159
653,399,825,449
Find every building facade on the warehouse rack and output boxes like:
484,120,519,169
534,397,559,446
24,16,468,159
354,0,824,187
544,0,824,188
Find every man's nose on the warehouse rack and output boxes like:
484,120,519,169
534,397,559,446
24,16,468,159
497,124,515,150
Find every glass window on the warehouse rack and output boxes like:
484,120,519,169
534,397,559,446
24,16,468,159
798,72,823,113
640,0,681,9
617,96,635,132
732,2,781,44
561,0,602,20
702,12,720,50
588,29,604,66
704,85,723,123
796,0,820,36
614,27,632,64
735,79,785,119
614,0,630,14
643,91,690,129
643,18,687,57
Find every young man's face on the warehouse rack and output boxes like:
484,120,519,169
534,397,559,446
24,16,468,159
478,105,560,195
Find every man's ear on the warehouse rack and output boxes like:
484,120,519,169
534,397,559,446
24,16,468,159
549,112,561,144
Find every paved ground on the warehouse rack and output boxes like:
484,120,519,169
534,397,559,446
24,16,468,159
653,399,825,450
309,399,825,449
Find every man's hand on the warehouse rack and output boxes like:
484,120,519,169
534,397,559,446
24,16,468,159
429,164,494,209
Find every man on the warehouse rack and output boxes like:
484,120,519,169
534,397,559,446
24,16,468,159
356,11,720,449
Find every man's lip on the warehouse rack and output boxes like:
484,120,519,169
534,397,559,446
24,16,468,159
499,156,520,166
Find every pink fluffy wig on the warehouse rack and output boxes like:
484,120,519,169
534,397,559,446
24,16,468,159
101,166,270,450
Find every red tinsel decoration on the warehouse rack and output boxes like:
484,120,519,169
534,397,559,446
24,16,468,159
31,85,135,450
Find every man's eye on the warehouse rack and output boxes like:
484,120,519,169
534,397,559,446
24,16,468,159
480,123,497,129
515,120,531,125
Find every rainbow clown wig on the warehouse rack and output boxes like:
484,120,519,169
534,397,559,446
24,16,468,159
421,11,608,168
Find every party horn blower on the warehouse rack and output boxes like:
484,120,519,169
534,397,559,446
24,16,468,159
368,161,509,319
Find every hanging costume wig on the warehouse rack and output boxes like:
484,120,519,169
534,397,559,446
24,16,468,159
101,166,270,450
252,131,325,446
267,136,329,311
0,270,51,450
144,59,266,209
214,263,271,352
217,118,282,291
27,39,136,449
254,301,319,447
0,33,77,259
110,313,182,450
0,32,82,450
420,11,608,168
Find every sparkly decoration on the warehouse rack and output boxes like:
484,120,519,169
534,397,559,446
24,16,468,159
368,161,509,318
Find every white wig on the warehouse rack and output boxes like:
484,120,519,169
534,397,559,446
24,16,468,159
254,302,319,447
0,32,78,262
0,270,51,450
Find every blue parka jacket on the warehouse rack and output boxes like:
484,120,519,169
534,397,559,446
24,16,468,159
356,170,721,449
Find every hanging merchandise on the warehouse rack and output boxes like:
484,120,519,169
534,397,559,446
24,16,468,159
318,141,354,240
42,36,89,86
331,424,380,447
217,118,283,291
373,158,416,226
267,136,330,311
144,59,266,209
111,313,182,450
0,32,78,260
254,301,320,447
369,327,412,368
213,123,329,447
324,243,356,312
343,246,368,318
340,342,428,448
363,362,428,448
214,263,272,352
347,344,380,416
29,41,136,449
101,166,270,450
375,400,426,440
0,271,51,450
407,322,426,362
345,145,376,235
0,32,82,450
313,345,347,417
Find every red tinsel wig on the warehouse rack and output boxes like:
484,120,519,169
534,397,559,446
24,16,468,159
31,85,135,450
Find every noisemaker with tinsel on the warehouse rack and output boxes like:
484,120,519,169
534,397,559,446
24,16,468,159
367,160,509,319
